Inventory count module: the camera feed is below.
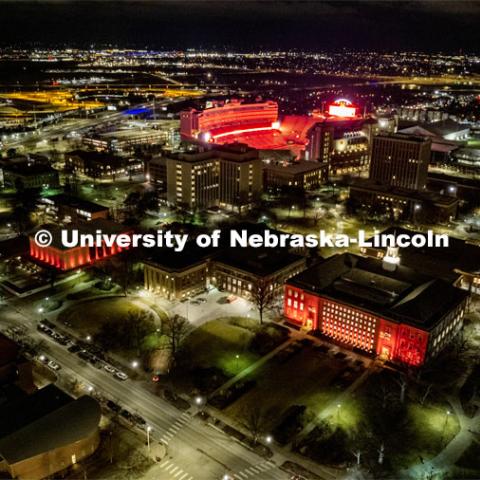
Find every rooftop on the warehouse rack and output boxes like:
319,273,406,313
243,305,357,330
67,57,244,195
42,193,109,214
366,227,480,281
350,178,458,207
265,160,326,175
31,218,130,250
288,253,467,329
0,384,100,464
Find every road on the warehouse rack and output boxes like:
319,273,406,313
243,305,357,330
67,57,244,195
1,300,291,480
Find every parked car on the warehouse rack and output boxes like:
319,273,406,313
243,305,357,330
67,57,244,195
115,371,128,381
47,360,61,371
104,365,116,374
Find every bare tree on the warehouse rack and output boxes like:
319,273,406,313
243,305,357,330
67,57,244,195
251,279,275,325
395,374,408,404
127,309,154,356
162,315,191,363
351,450,361,466
240,407,270,445
419,384,433,406
377,443,385,465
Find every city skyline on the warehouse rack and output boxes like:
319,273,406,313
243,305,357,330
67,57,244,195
0,1,479,52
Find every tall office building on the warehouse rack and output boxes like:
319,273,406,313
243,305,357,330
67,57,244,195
166,144,262,211
369,134,431,191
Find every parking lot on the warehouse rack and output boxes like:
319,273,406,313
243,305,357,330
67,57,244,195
167,288,259,327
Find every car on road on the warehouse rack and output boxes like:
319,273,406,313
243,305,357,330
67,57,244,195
77,350,93,362
104,365,116,374
47,360,61,371
115,371,128,381
197,297,207,303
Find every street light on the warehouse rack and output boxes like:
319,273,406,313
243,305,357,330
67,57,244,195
337,403,342,423
146,425,152,453
131,360,139,369
86,335,92,342
265,434,273,444
441,410,451,447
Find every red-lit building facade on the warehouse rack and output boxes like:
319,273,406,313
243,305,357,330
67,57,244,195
180,100,279,142
284,253,468,366
29,220,131,271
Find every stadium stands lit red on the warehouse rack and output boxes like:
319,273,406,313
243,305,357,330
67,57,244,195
180,99,361,156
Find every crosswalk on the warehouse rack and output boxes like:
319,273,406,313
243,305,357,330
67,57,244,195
158,459,194,480
232,460,277,479
160,411,191,445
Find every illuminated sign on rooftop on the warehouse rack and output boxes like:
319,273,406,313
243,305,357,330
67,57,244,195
328,99,357,118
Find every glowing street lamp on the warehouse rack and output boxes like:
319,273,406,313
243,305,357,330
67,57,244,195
131,360,139,369
146,425,152,452
265,434,273,444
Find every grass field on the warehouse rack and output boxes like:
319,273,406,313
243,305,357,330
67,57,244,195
183,317,260,377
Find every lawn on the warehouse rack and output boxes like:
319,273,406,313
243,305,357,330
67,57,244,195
182,317,260,377
60,297,157,337
223,343,362,433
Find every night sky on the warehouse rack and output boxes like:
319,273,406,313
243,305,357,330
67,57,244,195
0,1,479,52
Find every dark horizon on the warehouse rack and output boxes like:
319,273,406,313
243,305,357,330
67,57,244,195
0,1,480,53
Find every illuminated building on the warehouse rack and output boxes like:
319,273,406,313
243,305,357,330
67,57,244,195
349,180,458,223
144,224,306,300
263,161,328,191
284,253,468,366
306,100,380,176
145,155,167,190
0,156,59,190
0,384,100,480
180,99,279,142
180,99,316,157
39,194,110,222
65,150,143,180
144,244,211,301
349,133,458,222
29,220,131,270
370,134,431,190
165,143,262,211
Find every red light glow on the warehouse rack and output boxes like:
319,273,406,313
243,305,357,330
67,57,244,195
328,99,357,118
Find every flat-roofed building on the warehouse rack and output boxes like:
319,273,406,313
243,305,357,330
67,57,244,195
284,253,468,366
212,247,306,298
369,134,431,191
0,157,59,190
349,179,458,223
263,161,328,191
144,244,212,300
166,143,262,211
360,227,480,295
65,150,143,180
29,219,131,270
145,155,167,191
39,194,109,222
